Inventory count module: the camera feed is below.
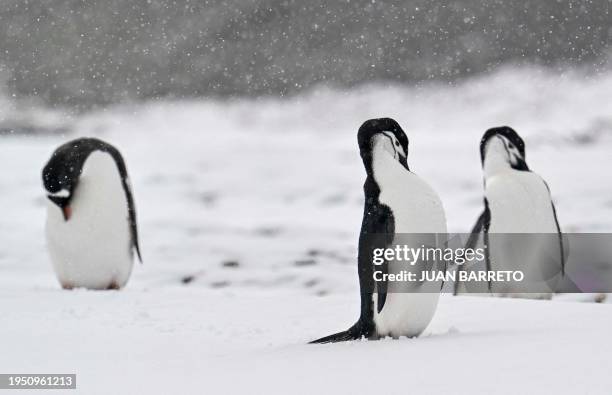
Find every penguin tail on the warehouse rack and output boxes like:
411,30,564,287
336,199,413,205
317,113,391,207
309,322,364,344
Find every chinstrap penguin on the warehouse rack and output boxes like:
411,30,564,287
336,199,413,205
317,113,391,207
311,118,447,343
43,138,142,290
455,126,565,297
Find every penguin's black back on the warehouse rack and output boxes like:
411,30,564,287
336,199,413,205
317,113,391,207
310,118,407,343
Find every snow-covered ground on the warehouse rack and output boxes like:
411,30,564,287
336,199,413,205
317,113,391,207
1,67,611,394
3,291,612,394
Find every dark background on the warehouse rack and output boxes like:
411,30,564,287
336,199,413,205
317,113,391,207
1,0,611,110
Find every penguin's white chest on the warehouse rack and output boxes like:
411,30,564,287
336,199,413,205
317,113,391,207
484,170,562,293
45,152,133,289
486,170,558,233
374,156,447,233
371,153,447,337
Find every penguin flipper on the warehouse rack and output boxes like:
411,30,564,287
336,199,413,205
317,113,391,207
103,143,142,264
549,199,566,275
309,322,364,344
454,204,490,295
466,206,489,249
376,259,388,313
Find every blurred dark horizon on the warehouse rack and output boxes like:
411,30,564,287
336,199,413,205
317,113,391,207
1,0,612,110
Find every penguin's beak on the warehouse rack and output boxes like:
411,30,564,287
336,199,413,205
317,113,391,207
398,153,410,171
62,205,72,221
47,195,72,221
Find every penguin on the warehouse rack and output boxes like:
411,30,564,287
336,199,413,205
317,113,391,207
42,138,142,290
310,118,447,343
455,126,565,296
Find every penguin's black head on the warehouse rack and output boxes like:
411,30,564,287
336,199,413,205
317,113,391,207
480,126,528,171
42,138,110,221
358,118,409,171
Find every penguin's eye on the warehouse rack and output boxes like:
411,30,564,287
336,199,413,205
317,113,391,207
394,141,400,147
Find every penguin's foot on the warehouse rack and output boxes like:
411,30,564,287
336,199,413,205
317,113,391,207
61,283,74,290
594,293,607,303
106,281,121,290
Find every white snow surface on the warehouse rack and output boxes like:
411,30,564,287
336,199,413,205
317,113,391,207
1,67,612,394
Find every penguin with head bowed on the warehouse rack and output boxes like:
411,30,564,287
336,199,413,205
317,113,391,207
311,118,447,343
43,138,142,290
455,126,565,297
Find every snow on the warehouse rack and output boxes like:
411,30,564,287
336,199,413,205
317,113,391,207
1,67,611,394
2,291,611,394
